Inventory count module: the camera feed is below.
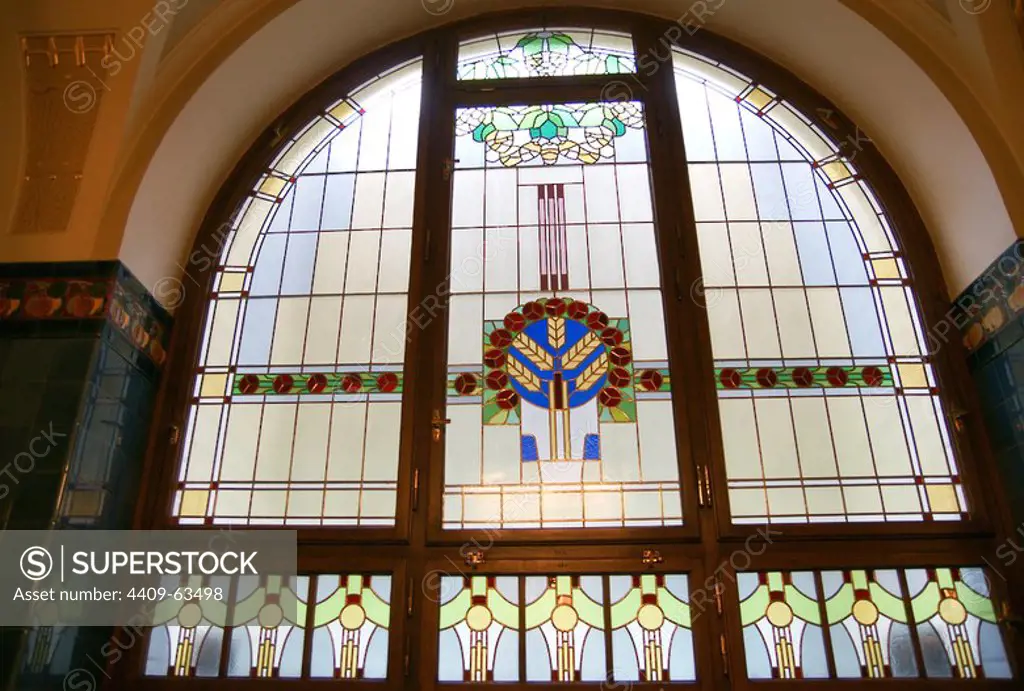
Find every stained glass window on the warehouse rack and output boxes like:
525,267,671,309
443,100,683,529
457,28,635,80
173,59,422,526
145,573,391,679
437,574,695,683
739,567,1012,680
673,48,966,524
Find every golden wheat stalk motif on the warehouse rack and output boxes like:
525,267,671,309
562,333,600,370
574,353,608,391
548,317,566,350
506,358,542,392
512,333,553,369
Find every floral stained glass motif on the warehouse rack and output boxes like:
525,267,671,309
457,28,635,80
174,59,422,526
438,574,696,684
455,102,644,167
444,100,683,529
738,568,1013,681
610,574,696,682
145,574,391,680
674,47,966,524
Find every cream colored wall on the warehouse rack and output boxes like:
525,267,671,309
1,0,1022,305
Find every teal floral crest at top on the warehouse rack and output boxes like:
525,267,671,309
456,102,644,166
458,30,636,80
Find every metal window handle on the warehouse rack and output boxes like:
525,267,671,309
431,410,451,442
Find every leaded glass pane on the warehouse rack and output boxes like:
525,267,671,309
457,28,635,80
174,59,422,526
610,574,696,682
310,574,392,679
674,48,965,524
443,101,683,529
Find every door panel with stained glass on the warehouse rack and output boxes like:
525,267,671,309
441,100,684,530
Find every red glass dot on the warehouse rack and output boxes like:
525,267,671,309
608,367,631,388
454,373,477,395
862,366,884,387
486,371,508,390
586,311,609,330
306,374,328,394
544,298,566,316
489,329,513,348
792,367,815,387
238,375,260,395
567,300,590,320
609,346,632,366
599,387,622,407
272,374,294,394
522,301,545,321
756,368,778,388
719,368,741,389
826,367,849,387
376,372,399,393
341,374,363,393
504,312,526,332
638,369,664,391
600,328,623,347
484,348,506,369
496,389,519,410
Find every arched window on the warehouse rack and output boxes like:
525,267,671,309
137,11,1016,688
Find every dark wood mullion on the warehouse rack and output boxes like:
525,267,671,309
898,568,929,679
600,573,613,685
812,570,838,679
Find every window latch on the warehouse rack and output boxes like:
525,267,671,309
431,410,451,442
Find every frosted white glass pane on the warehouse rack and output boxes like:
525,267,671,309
906,396,950,476
629,290,669,360
338,295,374,363
303,297,342,365
839,183,890,252
372,294,408,365
254,404,297,481
826,397,875,477
226,198,275,266
484,227,518,292
345,231,382,294
220,405,262,481
600,423,641,482
864,398,913,476
780,164,820,221
312,232,349,294
383,171,415,228
583,166,619,222
755,398,799,478
708,93,746,160
773,289,815,357
291,405,331,480
485,168,517,226
676,77,716,161
322,174,355,230
185,405,222,482
205,300,240,366
637,400,678,481
721,164,757,221
270,298,311,365
445,406,482,485
707,290,745,359
761,221,803,285
483,426,520,484
749,164,788,220
327,404,366,481
697,223,735,287
791,397,837,478
588,225,626,290
740,289,781,359
364,402,401,480
351,173,386,229
566,225,591,290
250,490,287,517
806,288,851,357
328,123,360,173
377,230,412,294
880,286,922,356
622,223,660,288
291,175,325,231
356,102,391,172
688,164,725,221
447,294,482,365
729,223,768,286
719,399,761,479
519,225,541,292
452,170,484,228
617,164,654,222
450,228,484,293
843,486,882,514
730,488,767,517
740,108,779,161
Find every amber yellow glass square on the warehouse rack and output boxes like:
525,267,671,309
200,373,229,398
218,272,245,293
744,86,774,110
259,174,288,198
872,258,901,279
897,363,928,389
926,484,960,513
822,160,853,183
329,100,357,123
67,490,104,517
179,490,210,517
